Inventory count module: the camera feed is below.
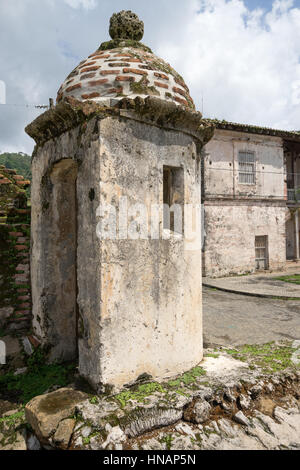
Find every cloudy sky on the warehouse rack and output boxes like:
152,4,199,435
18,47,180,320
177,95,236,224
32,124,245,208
1,0,300,154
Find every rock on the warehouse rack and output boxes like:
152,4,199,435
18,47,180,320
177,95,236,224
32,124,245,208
0,400,18,417
221,401,234,412
7,321,29,332
250,384,263,398
1,335,21,359
102,424,126,449
73,436,83,449
3,409,19,417
184,400,211,424
140,437,164,450
238,394,251,410
175,422,196,439
89,435,105,450
233,411,250,426
265,383,274,393
25,388,88,444
218,418,239,438
22,337,33,356
212,420,220,433
0,431,27,451
27,434,41,450
109,11,144,41
76,399,124,428
124,407,183,438
259,397,276,416
273,406,290,423
14,367,27,376
224,388,236,403
53,418,75,449
81,426,92,438
0,307,13,326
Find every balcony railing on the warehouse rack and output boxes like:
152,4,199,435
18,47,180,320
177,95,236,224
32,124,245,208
287,188,300,202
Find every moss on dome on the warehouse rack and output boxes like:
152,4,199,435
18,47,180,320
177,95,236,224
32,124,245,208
99,39,152,54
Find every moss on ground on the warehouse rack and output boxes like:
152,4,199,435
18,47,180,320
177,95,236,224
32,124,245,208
0,348,76,404
113,365,206,409
225,341,300,373
114,382,166,408
0,409,26,448
275,274,300,285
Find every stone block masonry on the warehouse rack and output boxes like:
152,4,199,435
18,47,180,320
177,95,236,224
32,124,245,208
57,47,195,111
26,11,212,392
0,224,31,333
26,96,214,391
0,166,32,335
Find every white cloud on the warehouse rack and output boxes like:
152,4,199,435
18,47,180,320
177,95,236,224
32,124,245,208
2,0,300,154
157,0,300,130
64,0,97,10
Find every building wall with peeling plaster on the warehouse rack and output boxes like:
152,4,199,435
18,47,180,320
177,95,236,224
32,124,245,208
203,129,286,277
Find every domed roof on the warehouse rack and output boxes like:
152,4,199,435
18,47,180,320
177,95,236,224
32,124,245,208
57,11,195,111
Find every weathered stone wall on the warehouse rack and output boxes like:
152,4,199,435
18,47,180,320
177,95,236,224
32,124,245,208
0,166,31,335
203,129,284,200
202,129,286,277
81,116,203,389
29,98,210,390
203,201,286,278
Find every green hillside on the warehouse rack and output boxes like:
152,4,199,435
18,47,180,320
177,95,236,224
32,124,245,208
0,152,31,181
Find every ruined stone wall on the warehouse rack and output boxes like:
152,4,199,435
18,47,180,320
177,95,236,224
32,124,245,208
0,166,31,335
203,201,286,278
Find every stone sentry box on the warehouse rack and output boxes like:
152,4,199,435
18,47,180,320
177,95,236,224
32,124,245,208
26,11,214,391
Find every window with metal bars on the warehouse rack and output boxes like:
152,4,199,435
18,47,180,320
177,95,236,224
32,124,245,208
255,236,269,270
238,151,255,184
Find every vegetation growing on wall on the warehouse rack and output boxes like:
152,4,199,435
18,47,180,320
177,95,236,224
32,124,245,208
0,153,31,182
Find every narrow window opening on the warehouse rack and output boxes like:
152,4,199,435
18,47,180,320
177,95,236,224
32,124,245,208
163,166,184,233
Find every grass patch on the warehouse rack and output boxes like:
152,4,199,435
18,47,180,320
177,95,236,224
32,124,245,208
0,410,25,425
225,342,300,373
0,363,76,404
0,348,76,404
114,382,166,408
275,274,300,285
113,365,206,408
159,434,174,450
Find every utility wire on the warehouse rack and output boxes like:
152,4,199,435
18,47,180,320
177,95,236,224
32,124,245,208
0,103,49,109
205,166,300,177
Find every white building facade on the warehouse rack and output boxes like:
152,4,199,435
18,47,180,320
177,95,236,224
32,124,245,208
202,121,300,278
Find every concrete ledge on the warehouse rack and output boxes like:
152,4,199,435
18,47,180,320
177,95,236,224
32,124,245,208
203,272,300,300
203,282,300,300
26,96,215,150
